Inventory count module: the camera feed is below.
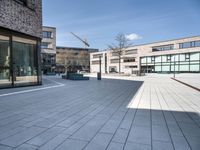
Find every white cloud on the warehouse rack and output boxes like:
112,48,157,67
125,33,142,41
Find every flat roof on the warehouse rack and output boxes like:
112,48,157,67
42,26,56,29
98,35,200,52
132,35,200,47
56,46,99,51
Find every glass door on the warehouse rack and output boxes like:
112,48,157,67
12,36,38,87
0,35,12,88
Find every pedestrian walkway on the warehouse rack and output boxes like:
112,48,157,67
0,76,199,150
174,73,200,90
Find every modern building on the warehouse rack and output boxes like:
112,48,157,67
0,0,42,88
41,26,56,74
90,36,200,74
56,47,98,73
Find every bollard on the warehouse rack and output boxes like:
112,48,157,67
97,72,101,80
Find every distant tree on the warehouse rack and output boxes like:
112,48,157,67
108,33,132,74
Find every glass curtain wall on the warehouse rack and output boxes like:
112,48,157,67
0,35,11,88
141,52,200,73
12,36,38,86
0,30,41,89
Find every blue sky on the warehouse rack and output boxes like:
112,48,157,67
43,0,200,50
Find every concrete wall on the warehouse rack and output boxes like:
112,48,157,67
90,50,139,74
42,26,56,54
0,0,42,38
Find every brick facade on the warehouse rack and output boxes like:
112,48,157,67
0,0,42,38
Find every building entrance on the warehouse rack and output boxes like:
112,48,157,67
0,34,12,88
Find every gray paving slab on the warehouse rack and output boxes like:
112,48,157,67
175,74,200,89
61,116,93,135
38,134,71,150
0,144,12,150
152,141,174,150
84,133,113,150
70,115,110,141
55,138,88,150
185,135,200,150
107,142,124,150
14,143,38,150
124,142,151,150
0,126,46,147
112,128,129,144
152,125,171,142
0,76,199,150
26,126,65,146
171,135,191,150
0,113,28,126
0,126,27,141
127,126,151,145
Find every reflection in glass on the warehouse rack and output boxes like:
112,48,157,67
141,52,200,73
155,56,161,62
190,64,199,71
190,53,199,61
155,65,161,72
162,65,170,72
179,65,189,71
141,58,146,63
0,35,11,87
13,36,37,86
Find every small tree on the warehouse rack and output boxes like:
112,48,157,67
108,33,131,74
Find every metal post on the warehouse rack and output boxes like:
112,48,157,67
119,55,121,74
147,65,148,74
174,56,175,78
97,56,101,80
99,56,101,74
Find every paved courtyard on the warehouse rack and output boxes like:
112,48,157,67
0,75,199,150
175,73,200,90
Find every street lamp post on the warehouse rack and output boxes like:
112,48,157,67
97,56,102,80
173,56,176,78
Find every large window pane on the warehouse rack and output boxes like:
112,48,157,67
155,65,161,72
162,65,170,72
162,55,167,62
152,44,174,51
179,54,185,61
195,41,200,47
171,65,179,72
147,57,151,63
190,64,199,72
155,56,161,63
179,42,191,49
190,53,199,61
43,31,52,38
0,35,11,88
13,36,38,86
180,65,189,72
141,57,146,64
171,55,179,62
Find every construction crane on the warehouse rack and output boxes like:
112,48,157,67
70,32,90,48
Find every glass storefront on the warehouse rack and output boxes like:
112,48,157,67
0,35,11,88
0,30,41,88
141,52,200,73
13,36,38,86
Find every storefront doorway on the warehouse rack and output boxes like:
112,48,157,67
0,29,41,89
0,35,12,88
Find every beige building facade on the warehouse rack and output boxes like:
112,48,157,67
56,47,98,73
90,36,200,74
